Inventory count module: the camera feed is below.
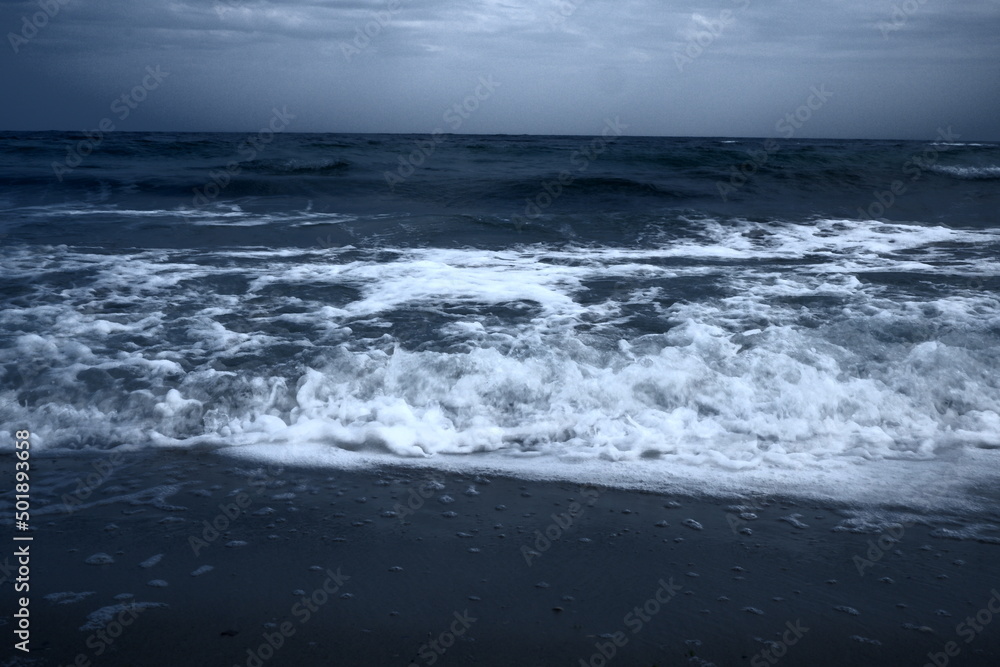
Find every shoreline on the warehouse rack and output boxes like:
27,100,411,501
109,441,1000,515
4,449,1000,666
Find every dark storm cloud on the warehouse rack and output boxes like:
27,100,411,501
1,0,998,138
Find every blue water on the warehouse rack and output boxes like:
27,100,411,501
2,132,999,507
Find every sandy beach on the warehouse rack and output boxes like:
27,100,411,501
4,449,998,667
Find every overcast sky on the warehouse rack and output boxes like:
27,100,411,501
2,0,998,139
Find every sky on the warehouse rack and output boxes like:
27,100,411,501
1,0,999,139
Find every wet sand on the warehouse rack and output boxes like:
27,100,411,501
6,450,1000,666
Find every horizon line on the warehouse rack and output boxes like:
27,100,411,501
1,129,996,143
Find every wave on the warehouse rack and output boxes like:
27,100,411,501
241,158,351,175
930,165,1000,180
494,176,692,201
1,132,998,238
929,143,997,148
1,232,999,506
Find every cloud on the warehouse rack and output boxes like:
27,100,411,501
0,0,998,138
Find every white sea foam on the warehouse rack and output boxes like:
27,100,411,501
3,202,363,227
930,165,1000,180
2,218,999,510
929,143,995,148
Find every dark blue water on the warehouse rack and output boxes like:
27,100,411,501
3,132,999,248
2,132,999,507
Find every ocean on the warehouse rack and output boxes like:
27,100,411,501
2,131,999,511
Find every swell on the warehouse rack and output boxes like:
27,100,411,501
929,165,1000,180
